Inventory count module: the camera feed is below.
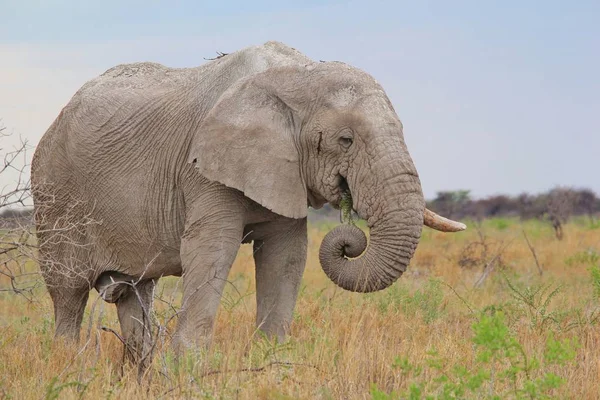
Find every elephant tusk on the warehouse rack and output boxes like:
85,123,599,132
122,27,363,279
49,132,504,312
423,208,467,232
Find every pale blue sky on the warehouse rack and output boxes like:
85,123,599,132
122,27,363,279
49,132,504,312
1,0,598,199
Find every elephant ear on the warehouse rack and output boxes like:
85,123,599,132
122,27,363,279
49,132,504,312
188,75,307,219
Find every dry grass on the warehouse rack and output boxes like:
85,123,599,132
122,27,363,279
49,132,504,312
1,218,599,399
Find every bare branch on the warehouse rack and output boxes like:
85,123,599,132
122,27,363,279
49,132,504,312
474,237,516,288
200,361,321,378
522,229,543,276
0,125,37,298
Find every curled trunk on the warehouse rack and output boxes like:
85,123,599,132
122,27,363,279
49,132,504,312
319,194,424,293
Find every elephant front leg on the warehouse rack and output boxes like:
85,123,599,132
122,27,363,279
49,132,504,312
173,211,245,353
253,218,307,342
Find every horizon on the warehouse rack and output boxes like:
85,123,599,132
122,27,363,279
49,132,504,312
1,186,597,213
1,1,598,200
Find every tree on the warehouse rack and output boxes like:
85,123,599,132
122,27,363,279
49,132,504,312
546,188,578,240
574,189,598,221
429,190,471,219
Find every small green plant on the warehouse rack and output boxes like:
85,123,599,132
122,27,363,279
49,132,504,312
573,216,600,230
220,275,254,314
589,265,600,300
491,218,511,231
410,279,445,323
503,276,562,333
371,311,579,399
370,383,400,400
587,219,600,230
247,332,296,366
565,249,600,267
369,279,580,399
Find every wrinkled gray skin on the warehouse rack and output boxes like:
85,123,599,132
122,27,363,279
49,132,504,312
31,41,426,361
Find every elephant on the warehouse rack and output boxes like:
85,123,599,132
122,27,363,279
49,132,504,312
31,41,465,363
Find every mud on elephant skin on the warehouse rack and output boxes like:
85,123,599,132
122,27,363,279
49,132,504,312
31,41,465,364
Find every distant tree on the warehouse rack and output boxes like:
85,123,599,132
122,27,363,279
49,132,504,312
574,189,598,221
425,187,598,225
546,188,578,240
0,208,33,228
478,195,517,218
429,190,471,219
516,193,546,220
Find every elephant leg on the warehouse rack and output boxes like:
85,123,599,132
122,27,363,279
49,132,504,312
48,285,90,343
172,200,245,353
254,217,307,342
115,279,156,365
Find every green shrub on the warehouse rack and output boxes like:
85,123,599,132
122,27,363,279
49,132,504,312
590,265,600,300
371,311,579,399
491,218,511,231
565,249,599,267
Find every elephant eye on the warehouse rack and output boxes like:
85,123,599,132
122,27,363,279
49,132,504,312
338,136,353,149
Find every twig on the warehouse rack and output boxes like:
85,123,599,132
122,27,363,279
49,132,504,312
522,229,543,276
101,326,131,348
200,361,321,378
474,238,516,288
204,51,229,61
441,281,475,315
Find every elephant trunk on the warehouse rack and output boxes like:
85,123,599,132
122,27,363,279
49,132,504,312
318,171,425,293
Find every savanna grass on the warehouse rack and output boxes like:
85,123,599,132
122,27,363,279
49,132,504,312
1,218,599,399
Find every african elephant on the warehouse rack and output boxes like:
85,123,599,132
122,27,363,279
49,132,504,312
31,41,465,362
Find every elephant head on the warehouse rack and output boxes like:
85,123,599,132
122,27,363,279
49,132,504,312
188,61,464,293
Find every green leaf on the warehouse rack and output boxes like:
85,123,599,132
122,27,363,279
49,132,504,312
545,335,579,365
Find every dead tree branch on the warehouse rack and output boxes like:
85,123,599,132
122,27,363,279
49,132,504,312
522,229,543,275
0,124,37,298
200,361,321,378
474,238,516,288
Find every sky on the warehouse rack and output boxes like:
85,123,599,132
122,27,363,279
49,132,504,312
1,0,598,201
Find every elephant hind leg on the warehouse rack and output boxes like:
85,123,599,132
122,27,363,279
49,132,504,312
115,279,156,367
48,286,90,343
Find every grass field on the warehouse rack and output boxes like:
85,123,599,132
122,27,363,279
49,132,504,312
1,217,599,399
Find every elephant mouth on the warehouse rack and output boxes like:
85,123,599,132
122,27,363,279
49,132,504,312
326,174,348,210
308,188,327,209
339,175,350,194
334,175,359,217
328,174,466,233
